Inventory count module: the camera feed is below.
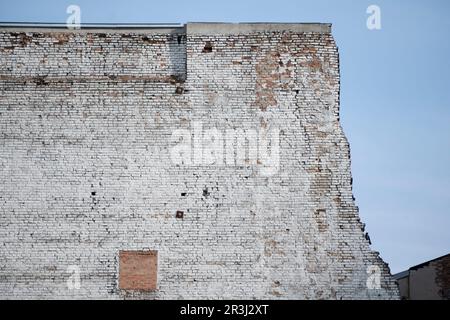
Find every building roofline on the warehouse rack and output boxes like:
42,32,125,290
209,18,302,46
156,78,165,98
0,22,184,28
408,253,450,271
0,22,185,34
393,253,450,278
187,22,331,34
392,270,410,280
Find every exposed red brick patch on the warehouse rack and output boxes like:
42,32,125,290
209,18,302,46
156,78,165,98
86,34,94,44
306,56,322,72
314,209,328,232
301,47,318,54
253,51,280,111
264,239,285,257
18,33,33,47
119,250,158,291
142,36,165,44
53,33,70,45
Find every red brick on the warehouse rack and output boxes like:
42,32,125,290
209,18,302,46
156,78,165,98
119,250,158,291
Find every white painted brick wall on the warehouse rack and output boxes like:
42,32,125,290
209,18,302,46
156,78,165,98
0,24,399,299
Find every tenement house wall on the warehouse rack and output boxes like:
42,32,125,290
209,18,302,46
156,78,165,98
0,23,399,299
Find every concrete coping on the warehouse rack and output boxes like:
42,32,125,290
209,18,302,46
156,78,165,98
186,22,332,34
0,22,185,34
0,22,331,34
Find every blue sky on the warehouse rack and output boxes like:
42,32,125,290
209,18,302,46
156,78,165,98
0,0,449,273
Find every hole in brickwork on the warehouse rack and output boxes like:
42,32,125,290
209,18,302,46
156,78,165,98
181,193,186,197
34,76,49,86
176,210,184,219
202,41,213,53
365,232,372,245
175,86,184,94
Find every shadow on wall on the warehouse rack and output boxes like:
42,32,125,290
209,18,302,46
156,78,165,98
167,28,187,82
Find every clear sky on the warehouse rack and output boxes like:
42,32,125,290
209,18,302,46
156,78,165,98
0,0,449,273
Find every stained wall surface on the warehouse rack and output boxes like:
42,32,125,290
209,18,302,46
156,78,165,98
0,23,399,299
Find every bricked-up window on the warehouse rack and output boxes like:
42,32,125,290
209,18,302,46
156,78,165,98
119,250,158,291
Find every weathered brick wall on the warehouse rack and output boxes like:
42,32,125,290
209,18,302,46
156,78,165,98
0,23,399,299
